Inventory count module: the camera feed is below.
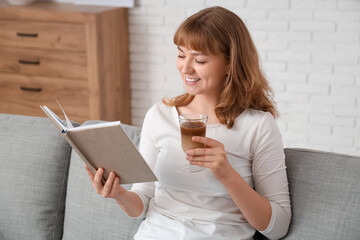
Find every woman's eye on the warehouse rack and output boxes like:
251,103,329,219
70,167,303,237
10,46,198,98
178,55,185,58
195,59,206,64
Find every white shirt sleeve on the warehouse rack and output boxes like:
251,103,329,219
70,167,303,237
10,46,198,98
130,106,158,219
251,112,292,239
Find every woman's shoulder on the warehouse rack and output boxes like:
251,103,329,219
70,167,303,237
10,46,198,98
233,109,276,132
148,101,174,113
239,109,274,122
145,101,176,119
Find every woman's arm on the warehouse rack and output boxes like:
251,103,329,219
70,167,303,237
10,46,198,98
221,167,272,231
185,137,272,231
186,113,291,238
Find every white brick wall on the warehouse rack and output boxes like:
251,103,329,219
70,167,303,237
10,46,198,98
59,0,360,156
127,0,360,156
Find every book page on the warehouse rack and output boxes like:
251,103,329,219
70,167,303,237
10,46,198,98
56,99,73,129
40,106,67,131
70,121,121,132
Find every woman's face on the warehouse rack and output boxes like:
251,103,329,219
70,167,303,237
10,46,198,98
176,46,229,99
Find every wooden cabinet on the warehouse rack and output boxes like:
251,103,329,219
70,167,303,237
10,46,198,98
0,1,130,124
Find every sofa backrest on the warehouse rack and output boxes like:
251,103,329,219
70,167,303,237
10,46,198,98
283,148,360,239
0,113,77,240
1,114,359,240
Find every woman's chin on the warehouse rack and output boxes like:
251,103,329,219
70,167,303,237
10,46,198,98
184,85,200,95
185,89,199,96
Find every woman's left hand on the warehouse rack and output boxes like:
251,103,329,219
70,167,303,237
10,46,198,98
186,136,234,182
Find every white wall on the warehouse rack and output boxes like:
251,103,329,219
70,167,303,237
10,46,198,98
58,0,360,156
128,0,360,156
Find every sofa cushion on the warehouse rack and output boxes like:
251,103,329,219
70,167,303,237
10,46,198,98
63,121,143,240
0,114,75,240
283,148,360,239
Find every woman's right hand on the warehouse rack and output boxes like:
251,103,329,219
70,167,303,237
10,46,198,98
85,165,128,200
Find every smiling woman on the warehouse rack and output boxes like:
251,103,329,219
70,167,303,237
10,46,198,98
164,6,277,128
86,6,291,240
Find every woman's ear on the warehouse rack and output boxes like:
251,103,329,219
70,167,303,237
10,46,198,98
226,68,230,77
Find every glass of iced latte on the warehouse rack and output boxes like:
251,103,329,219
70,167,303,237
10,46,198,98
179,113,208,172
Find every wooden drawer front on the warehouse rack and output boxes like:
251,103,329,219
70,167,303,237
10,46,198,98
0,20,86,51
0,47,87,79
0,73,89,123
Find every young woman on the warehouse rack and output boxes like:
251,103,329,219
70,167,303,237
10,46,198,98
85,6,291,240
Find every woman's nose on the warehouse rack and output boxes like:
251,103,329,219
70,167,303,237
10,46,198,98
180,59,194,74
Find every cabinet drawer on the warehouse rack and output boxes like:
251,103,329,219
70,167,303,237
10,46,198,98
0,47,87,79
0,73,89,123
0,20,86,51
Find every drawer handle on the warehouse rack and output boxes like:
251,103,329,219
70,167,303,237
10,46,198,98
17,32,38,38
18,60,40,65
20,86,42,92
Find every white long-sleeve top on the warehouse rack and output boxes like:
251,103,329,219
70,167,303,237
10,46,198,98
131,102,291,240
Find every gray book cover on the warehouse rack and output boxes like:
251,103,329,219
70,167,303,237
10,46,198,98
40,103,157,185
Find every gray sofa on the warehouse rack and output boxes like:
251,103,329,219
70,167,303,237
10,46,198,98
0,113,359,240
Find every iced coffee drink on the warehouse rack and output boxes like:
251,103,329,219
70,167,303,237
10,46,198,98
178,113,208,172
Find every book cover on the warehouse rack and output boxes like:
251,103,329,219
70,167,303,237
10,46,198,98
40,102,157,185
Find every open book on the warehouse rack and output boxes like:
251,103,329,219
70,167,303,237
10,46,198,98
40,101,157,185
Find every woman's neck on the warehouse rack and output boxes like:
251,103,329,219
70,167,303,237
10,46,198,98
179,95,220,124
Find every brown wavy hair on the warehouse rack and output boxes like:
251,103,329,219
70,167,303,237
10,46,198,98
163,6,278,128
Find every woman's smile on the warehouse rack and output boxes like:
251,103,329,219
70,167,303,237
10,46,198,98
185,77,201,85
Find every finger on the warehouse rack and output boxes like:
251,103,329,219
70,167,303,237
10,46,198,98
94,168,104,185
186,154,214,162
114,176,127,195
191,136,223,148
112,176,121,193
186,147,215,156
189,160,211,168
103,172,115,197
84,165,95,180
114,176,120,186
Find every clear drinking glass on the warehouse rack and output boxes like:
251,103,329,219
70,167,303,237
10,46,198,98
179,113,208,172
